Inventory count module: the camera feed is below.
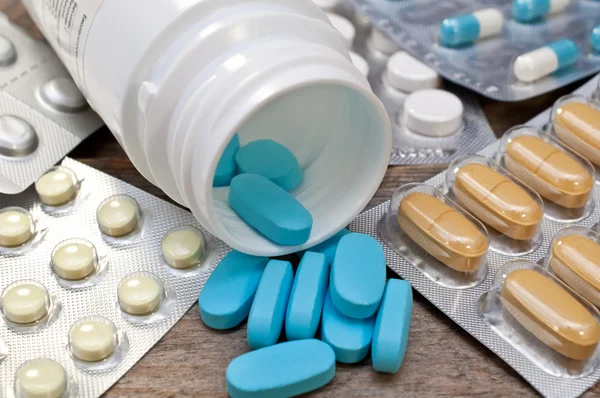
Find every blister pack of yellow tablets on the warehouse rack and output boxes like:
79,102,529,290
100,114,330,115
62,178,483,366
0,158,229,397
351,75,600,397
0,14,102,194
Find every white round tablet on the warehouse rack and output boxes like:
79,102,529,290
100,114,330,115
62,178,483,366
0,208,33,247
370,28,400,55
118,273,163,315
349,52,370,77
35,167,78,206
0,115,38,158
69,317,118,362
326,13,355,49
39,77,87,113
15,359,67,398
312,0,340,10
0,34,16,66
162,227,206,269
402,89,464,137
51,240,97,280
97,195,140,237
386,51,440,93
1,282,49,324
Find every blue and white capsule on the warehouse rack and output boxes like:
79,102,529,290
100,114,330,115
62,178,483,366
592,26,600,53
439,8,504,48
512,0,571,23
513,39,579,83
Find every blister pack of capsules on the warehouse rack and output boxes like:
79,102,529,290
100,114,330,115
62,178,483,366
324,1,497,165
0,157,229,397
349,75,600,398
0,13,102,194
352,0,600,102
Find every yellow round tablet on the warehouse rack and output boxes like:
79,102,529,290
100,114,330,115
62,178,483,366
15,358,67,398
97,195,140,237
118,274,162,315
162,227,205,269
35,167,78,206
1,282,49,324
52,240,97,280
69,317,117,362
0,208,33,247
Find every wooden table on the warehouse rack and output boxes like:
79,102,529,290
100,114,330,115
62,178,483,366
4,1,600,396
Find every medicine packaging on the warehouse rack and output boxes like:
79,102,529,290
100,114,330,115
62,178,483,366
327,1,497,165
0,14,102,194
354,0,600,101
351,75,600,397
0,158,228,397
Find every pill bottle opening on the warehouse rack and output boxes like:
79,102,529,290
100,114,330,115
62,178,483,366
210,82,390,256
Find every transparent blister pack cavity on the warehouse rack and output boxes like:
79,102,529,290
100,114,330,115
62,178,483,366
379,183,489,288
349,75,600,397
0,14,103,194
329,1,497,165
480,262,600,379
352,0,600,101
0,157,229,397
497,125,596,222
544,226,600,308
443,155,545,256
547,82,600,174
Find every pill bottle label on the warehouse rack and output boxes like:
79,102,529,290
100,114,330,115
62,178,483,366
21,0,105,94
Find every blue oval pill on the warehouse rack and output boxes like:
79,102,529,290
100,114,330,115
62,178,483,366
213,134,240,187
330,233,386,319
285,252,329,341
226,339,335,398
247,260,294,349
321,289,375,363
372,279,413,374
300,228,351,264
229,174,313,246
199,250,269,330
236,139,303,191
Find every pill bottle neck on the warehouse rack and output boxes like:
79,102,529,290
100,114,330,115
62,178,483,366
138,0,392,255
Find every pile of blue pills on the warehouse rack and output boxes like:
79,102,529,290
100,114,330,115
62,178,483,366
213,134,312,246
199,230,413,397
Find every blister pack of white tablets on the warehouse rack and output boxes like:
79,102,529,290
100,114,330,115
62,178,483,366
322,1,497,165
352,0,600,102
350,75,600,398
0,157,229,397
0,13,102,195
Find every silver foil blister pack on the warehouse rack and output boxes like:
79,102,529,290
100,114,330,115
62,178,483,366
0,14,102,195
330,1,497,165
349,75,600,398
0,157,229,397
352,0,600,102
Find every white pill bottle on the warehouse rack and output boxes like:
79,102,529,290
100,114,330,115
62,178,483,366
22,0,391,256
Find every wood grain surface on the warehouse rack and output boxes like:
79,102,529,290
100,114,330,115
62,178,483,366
3,1,600,396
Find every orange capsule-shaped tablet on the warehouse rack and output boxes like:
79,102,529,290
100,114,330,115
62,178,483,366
453,163,543,240
555,102,600,166
505,135,593,209
397,192,488,273
502,269,600,360
551,234,600,307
